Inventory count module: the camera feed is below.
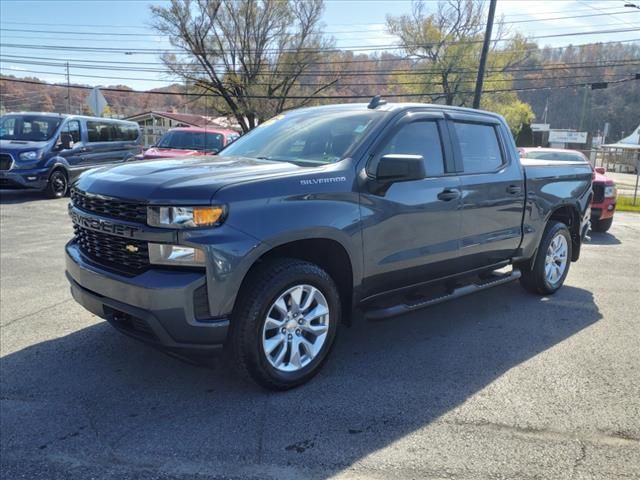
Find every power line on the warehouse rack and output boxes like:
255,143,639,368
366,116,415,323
2,10,638,38
2,57,638,78
2,75,637,100
2,66,635,87
2,27,639,55
1,6,635,31
2,39,638,68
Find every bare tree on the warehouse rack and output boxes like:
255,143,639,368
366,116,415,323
151,0,338,132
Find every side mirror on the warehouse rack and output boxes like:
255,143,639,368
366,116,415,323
367,154,426,195
595,167,606,174
375,154,426,182
59,133,73,150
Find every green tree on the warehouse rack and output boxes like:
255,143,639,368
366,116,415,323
386,0,535,135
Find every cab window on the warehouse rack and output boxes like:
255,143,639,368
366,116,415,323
370,121,445,177
454,122,504,174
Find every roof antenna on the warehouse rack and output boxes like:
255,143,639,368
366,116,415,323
367,95,387,109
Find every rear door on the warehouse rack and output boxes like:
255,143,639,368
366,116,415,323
449,114,525,269
360,111,462,297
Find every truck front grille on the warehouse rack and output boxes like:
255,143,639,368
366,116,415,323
592,182,604,203
0,154,13,171
71,188,147,224
74,225,149,275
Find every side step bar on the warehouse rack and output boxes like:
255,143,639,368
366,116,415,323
364,269,522,321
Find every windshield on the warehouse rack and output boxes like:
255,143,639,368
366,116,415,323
219,109,381,165
524,151,586,162
0,115,63,141
156,130,224,152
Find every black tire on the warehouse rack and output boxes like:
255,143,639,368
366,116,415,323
520,221,572,295
229,258,341,390
591,217,613,233
46,169,68,198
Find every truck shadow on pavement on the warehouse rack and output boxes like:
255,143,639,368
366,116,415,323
588,231,622,245
0,283,601,478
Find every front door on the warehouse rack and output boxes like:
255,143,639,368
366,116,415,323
57,120,86,178
359,112,462,298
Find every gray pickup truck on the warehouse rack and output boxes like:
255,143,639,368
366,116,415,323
65,100,592,389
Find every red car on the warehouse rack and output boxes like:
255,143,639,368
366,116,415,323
519,147,617,232
140,127,240,160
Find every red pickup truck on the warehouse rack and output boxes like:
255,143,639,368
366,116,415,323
139,127,240,160
519,148,617,232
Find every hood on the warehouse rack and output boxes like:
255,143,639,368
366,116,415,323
0,139,49,154
142,147,209,159
593,170,613,184
75,155,302,204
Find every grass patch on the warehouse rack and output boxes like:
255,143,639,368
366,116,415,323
616,196,640,213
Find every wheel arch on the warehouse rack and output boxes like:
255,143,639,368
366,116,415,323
236,237,356,325
524,204,581,270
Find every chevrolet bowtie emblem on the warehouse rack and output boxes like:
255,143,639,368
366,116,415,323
125,244,139,253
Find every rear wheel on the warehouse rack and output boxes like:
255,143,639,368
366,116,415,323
46,169,68,198
520,221,572,295
591,217,613,233
229,258,340,390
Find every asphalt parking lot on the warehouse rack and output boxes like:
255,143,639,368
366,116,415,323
1,190,639,480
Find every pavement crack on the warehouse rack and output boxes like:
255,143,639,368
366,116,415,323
1,299,73,328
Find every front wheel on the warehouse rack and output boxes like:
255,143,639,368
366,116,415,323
229,258,340,390
520,221,572,295
46,169,68,198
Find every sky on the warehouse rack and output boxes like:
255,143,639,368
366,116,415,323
0,0,639,90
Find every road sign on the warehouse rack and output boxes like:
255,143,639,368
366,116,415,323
548,130,588,144
531,123,550,132
86,88,107,117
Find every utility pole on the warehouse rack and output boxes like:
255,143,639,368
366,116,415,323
65,62,71,114
579,84,589,131
473,0,497,109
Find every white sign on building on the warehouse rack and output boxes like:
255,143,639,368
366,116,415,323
531,123,550,132
548,130,588,144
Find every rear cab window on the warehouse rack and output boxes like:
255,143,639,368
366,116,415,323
453,121,505,174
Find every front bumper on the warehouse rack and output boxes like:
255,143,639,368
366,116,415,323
0,168,49,190
66,241,229,353
591,198,616,221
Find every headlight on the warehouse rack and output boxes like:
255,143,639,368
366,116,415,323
19,150,43,162
147,206,225,228
148,243,205,267
604,185,617,198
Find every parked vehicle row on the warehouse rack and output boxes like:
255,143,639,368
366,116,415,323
0,112,242,198
64,101,593,389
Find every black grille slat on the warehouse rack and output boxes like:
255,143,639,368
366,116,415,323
593,183,604,203
71,188,147,224
74,225,149,275
0,154,13,171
